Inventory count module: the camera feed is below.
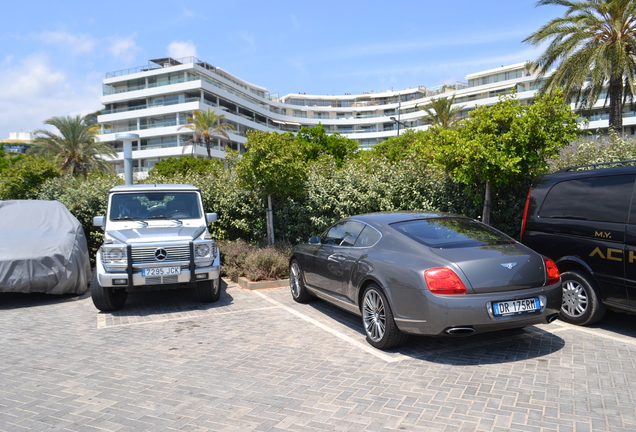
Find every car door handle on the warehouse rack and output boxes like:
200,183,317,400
328,254,346,263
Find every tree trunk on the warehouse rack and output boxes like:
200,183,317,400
482,181,491,225
266,194,275,246
608,76,624,132
205,137,212,159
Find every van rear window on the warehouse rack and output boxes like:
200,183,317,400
539,175,635,223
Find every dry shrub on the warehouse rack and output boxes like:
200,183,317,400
243,247,289,282
219,239,289,282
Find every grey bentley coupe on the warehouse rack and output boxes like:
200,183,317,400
289,212,562,350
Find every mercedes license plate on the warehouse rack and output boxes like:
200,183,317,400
493,298,540,316
142,266,181,277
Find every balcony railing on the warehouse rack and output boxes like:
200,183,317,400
101,118,187,135
104,75,200,96
102,97,200,115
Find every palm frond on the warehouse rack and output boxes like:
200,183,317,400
525,0,636,129
418,95,465,129
179,110,235,158
31,114,114,178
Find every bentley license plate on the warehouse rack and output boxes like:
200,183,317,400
142,266,181,277
493,298,540,316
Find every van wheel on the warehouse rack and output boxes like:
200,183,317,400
91,271,127,311
559,271,606,325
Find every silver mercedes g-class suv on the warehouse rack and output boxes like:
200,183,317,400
91,184,221,311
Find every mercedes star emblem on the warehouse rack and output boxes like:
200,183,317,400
154,248,168,261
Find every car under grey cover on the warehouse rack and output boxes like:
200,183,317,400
0,200,91,295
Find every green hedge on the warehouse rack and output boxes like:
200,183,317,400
12,137,619,269
24,156,533,269
35,173,123,262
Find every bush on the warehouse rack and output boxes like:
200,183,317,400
273,157,443,243
219,239,289,282
35,172,123,264
0,156,60,200
150,155,224,176
242,247,289,282
550,131,636,171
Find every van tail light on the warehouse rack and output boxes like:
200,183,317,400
519,187,532,242
544,258,560,285
424,268,467,295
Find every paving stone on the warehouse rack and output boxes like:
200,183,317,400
1,282,636,431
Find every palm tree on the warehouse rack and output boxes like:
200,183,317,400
31,115,116,179
524,0,636,131
180,110,235,159
418,95,465,129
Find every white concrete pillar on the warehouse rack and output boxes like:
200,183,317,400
116,133,139,185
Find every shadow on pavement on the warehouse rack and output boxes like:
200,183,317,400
585,309,636,338
0,290,90,310
305,297,566,365
102,280,234,318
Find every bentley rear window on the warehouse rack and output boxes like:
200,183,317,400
391,218,512,248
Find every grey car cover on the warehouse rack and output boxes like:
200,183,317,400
0,200,91,294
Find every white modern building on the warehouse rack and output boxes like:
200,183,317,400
1,131,34,154
97,57,634,175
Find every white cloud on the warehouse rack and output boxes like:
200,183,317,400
167,41,197,59
37,31,97,55
179,8,197,20
1,55,13,67
108,35,142,63
0,54,101,139
328,48,541,82
238,33,257,51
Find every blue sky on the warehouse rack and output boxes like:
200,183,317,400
0,0,562,140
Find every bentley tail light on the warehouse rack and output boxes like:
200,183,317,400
424,268,467,295
544,258,560,285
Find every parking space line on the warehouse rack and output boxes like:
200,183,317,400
96,306,279,329
252,290,402,363
544,320,636,346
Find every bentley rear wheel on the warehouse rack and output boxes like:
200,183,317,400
361,284,407,349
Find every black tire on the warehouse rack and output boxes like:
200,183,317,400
91,270,127,311
289,259,312,303
197,273,221,303
361,284,408,350
559,270,606,325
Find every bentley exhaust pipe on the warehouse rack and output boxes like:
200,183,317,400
547,313,559,323
444,327,475,335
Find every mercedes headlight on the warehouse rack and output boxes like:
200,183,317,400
102,247,126,264
195,244,211,258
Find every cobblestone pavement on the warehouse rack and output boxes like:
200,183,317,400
1,281,635,432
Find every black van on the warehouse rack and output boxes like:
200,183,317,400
521,161,636,325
